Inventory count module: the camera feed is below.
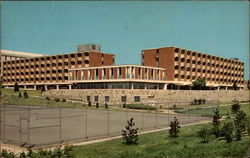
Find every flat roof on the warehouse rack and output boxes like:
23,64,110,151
1,49,45,58
69,64,166,70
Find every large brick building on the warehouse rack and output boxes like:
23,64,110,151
142,47,244,90
1,45,245,90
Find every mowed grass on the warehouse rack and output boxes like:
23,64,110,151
176,103,249,117
73,122,249,158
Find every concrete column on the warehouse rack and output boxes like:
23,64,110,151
131,82,134,89
24,86,27,90
34,85,37,90
145,83,147,90
226,87,228,90
177,85,180,90
189,86,192,90
171,84,173,90
69,85,72,90
45,85,48,91
157,83,159,90
217,87,220,90
56,85,59,90
163,84,168,90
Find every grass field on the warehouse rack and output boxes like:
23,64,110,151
72,122,249,158
176,103,249,117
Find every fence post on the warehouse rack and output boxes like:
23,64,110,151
3,106,5,142
85,107,88,140
107,108,109,136
19,99,21,147
155,103,158,129
141,107,144,131
27,107,31,148
59,106,62,144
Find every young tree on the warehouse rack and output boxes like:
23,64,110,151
19,92,22,98
105,103,108,109
169,117,181,138
14,82,19,92
232,81,238,90
221,122,235,143
197,127,210,143
231,102,240,114
192,78,206,90
122,117,139,145
88,100,91,107
96,102,99,108
234,110,248,141
212,108,221,138
23,90,29,99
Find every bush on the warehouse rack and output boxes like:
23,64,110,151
96,102,99,108
19,92,22,98
125,104,156,110
45,96,50,100
231,102,240,114
88,100,91,107
54,98,60,102
221,121,234,143
234,110,248,141
122,117,139,145
62,99,66,102
212,108,221,138
14,82,19,92
105,103,108,109
169,117,181,138
23,91,28,99
122,103,126,108
197,127,210,143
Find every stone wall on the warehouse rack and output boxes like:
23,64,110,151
42,89,250,106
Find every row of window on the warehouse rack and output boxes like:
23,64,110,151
3,76,68,82
174,57,243,70
174,48,243,65
4,52,91,65
3,69,68,76
90,95,140,103
174,74,244,83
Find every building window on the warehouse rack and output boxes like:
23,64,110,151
174,57,179,61
134,96,140,102
187,59,190,63
174,74,179,78
187,51,191,55
121,96,126,102
181,50,185,54
181,58,185,62
174,48,179,53
105,96,109,102
175,65,179,70
94,96,98,102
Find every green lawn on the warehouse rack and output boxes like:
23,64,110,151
176,103,249,117
73,122,249,158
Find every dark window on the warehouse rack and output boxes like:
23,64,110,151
174,74,179,78
187,51,191,55
94,96,99,102
84,52,89,56
174,57,179,61
186,67,191,71
84,60,89,64
134,96,140,102
174,48,179,53
192,60,196,64
181,50,185,54
181,58,185,62
121,96,126,102
187,59,190,63
105,96,109,102
175,65,179,70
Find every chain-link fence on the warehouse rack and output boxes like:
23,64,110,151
0,96,219,148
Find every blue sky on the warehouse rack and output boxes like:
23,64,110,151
1,1,249,79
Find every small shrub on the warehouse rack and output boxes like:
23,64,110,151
123,103,127,108
105,103,108,109
45,96,50,100
231,102,240,114
194,99,198,105
122,117,138,145
221,121,234,143
212,108,222,138
23,91,28,99
14,82,19,92
88,100,91,107
198,99,202,105
197,127,210,143
202,99,206,104
234,110,248,141
19,92,22,98
55,98,60,102
126,104,156,110
96,102,99,108
62,99,66,102
169,117,181,138
173,105,177,110
1,149,16,158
